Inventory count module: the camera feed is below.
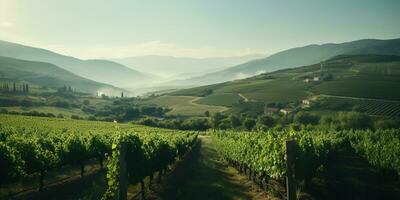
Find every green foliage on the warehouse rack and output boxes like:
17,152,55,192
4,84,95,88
229,114,242,128
211,113,226,128
0,142,23,184
212,128,400,189
294,112,320,125
0,114,197,195
103,128,198,199
243,118,256,131
338,112,372,130
257,114,275,128
349,129,400,173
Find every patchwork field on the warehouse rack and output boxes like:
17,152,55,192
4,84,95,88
194,93,243,106
169,55,400,110
145,96,228,117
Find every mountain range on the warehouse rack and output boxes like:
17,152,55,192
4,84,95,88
1,38,399,95
0,40,151,88
170,38,400,86
0,56,118,93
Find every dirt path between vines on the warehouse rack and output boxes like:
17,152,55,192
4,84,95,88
150,136,272,200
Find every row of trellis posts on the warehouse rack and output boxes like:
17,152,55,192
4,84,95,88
116,141,297,200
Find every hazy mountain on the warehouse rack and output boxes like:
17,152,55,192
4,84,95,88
112,54,265,79
173,38,400,86
0,40,152,88
0,56,119,93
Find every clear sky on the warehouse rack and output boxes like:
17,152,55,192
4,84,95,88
1,0,399,59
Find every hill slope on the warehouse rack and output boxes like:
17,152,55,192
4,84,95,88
0,40,152,88
177,38,400,86
0,56,119,93
171,54,400,105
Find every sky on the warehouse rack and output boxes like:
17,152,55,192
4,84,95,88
1,0,400,59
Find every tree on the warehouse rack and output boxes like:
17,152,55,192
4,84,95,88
121,92,124,98
201,88,213,96
83,100,90,105
182,118,211,131
374,119,400,130
12,82,16,93
204,111,210,117
3,83,9,92
257,115,275,127
229,114,241,128
219,118,232,130
294,112,320,125
339,112,372,130
123,108,140,120
243,118,256,131
322,73,333,81
211,113,225,129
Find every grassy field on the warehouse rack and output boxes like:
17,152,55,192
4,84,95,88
145,96,228,117
2,106,89,118
194,93,243,107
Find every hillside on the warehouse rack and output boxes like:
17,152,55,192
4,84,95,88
167,54,400,116
0,40,152,88
176,38,400,86
113,54,265,79
0,56,118,93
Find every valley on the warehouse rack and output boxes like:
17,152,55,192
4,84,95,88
1,3,399,198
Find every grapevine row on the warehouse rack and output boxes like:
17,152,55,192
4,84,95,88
211,128,400,191
0,114,198,196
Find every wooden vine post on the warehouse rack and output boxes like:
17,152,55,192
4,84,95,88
285,140,297,200
119,142,128,200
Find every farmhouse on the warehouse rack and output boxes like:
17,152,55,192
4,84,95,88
303,78,310,83
280,108,293,115
302,99,310,105
313,76,320,81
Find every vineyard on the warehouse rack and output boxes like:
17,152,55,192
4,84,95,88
1,114,400,199
0,114,198,199
212,129,400,199
318,96,400,118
